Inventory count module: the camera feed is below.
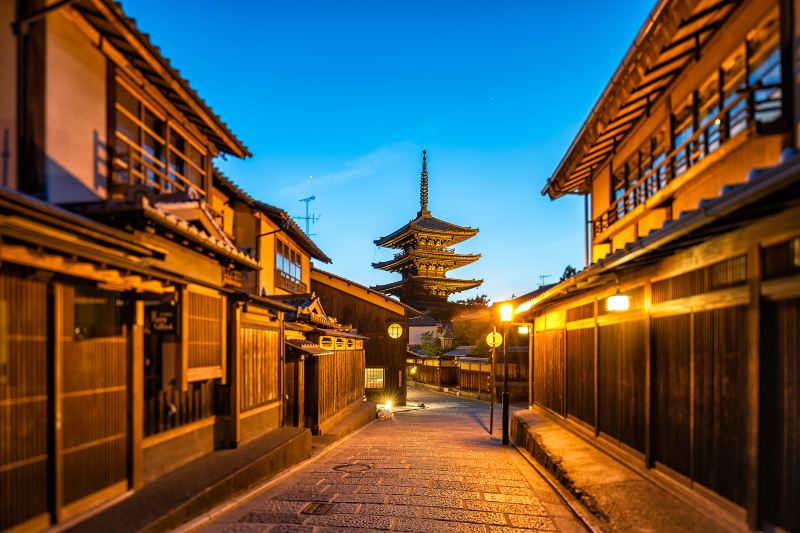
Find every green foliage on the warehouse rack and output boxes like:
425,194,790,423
560,264,577,281
452,318,492,356
419,331,443,358
427,293,492,321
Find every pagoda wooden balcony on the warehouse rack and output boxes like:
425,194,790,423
593,82,783,239
275,269,308,293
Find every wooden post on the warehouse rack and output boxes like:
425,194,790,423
528,324,533,410
229,303,241,447
746,244,762,529
178,287,189,391
593,299,600,436
279,311,285,427
128,298,144,489
50,283,64,522
644,282,654,467
689,310,696,482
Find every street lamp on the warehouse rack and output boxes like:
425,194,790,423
499,303,513,445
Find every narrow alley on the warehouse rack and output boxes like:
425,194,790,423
197,389,585,533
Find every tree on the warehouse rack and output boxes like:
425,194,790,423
419,331,443,358
560,264,577,281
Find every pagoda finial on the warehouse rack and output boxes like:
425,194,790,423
419,150,429,216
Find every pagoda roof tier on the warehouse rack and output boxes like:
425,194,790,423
374,214,478,249
372,276,483,296
372,250,480,272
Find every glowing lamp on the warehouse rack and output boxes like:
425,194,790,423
387,323,403,339
607,294,630,312
518,326,529,335
410,366,417,375
499,303,513,322
384,400,393,410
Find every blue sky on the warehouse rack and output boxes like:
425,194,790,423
124,1,653,302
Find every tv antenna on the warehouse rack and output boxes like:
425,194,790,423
297,196,320,236
537,274,552,287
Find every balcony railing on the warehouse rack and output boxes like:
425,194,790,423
112,137,205,199
593,82,783,237
275,269,307,293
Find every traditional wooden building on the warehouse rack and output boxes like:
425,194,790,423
518,0,799,530
373,151,482,309
0,1,342,530
311,268,420,406
271,293,367,435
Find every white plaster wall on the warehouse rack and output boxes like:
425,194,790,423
45,11,107,203
409,325,438,346
0,0,16,189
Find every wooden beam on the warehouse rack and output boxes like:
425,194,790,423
745,244,762,529
128,298,144,489
230,303,241,447
593,299,599,436
50,283,65,523
644,281,654,467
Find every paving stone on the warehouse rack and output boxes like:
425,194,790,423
203,390,578,533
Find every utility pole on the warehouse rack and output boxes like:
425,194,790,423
297,196,320,236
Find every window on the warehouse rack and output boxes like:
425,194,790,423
113,78,207,197
748,14,782,125
73,287,123,339
275,240,304,292
698,74,721,155
671,95,695,177
365,368,385,390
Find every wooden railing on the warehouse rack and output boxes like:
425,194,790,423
275,269,307,293
593,82,783,237
112,134,205,199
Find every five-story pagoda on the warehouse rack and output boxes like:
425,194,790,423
373,151,482,309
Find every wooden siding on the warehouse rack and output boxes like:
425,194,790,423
311,280,408,403
239,325,279,411
533,330,565,416
653,314,691,476
693,306,747,505
61,286,128,507
0,272,48,531
566,328,594,425
310,349,365,428
598,321,646,451
652,256,747,304
762,298,799,532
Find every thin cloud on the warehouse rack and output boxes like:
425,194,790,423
276,141,414,199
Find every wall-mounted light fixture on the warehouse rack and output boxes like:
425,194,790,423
607,291,630,312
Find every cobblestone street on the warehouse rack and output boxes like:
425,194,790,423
200,389,585,532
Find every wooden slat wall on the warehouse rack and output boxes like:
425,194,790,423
457,369,491,393
61,286,128,506
619,320,645,452
240,325,279,411
0,272,49,531
186,291,222,369
653,314,692,476
315,349,365,426
598,324,620,439
566,328,594,424
762,298,799,532
533,330,565,416
693,306,747,505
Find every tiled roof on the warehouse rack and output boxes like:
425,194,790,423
409,315,438,327
73,0,250,157
375,213,478,247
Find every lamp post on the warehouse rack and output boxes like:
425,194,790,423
499,303,513,445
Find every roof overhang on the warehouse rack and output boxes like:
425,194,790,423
68,0,250,158
543,0,742,199
522,149,800,314
310,267,422,317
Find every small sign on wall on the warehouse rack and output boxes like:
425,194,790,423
149,304,178,334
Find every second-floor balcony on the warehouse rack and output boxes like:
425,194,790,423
275,269,308,294
593,81,784,239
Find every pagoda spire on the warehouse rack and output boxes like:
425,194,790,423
419,150,429,217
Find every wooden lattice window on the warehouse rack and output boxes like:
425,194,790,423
365,368,385,390
182,287,226,386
